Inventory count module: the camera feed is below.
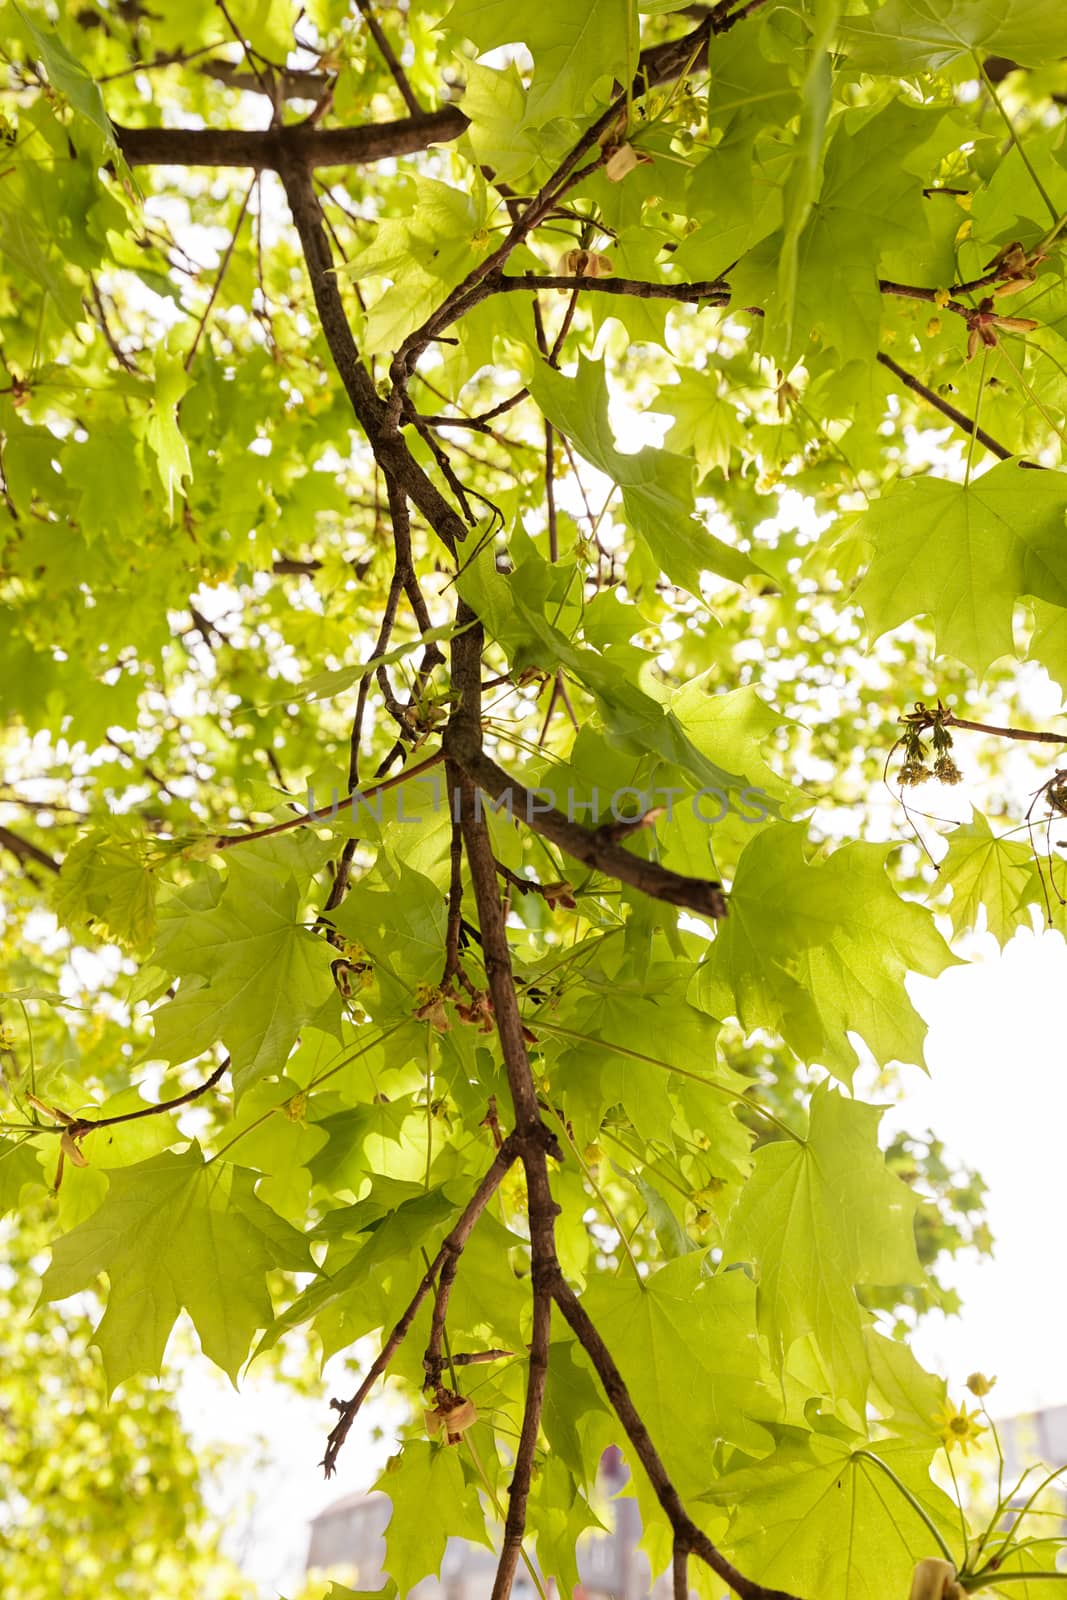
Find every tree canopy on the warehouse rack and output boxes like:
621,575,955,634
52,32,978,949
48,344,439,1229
2,2,1066,1596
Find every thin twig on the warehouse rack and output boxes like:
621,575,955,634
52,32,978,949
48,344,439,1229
0,825,60,876
495,273,729,304
875,351,1016,462
211,748,445,850
356,0,422,116
552,1277,803,1600
215,0,274,102
87,276,138,372
320,475,410,915
322,1134,518,1475
945,712,1067,745
184,176,256,370
39,1057,231,1141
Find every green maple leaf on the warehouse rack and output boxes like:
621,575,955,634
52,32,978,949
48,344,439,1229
775,0,838,355
326,1587,396,1600
695,822,957,1077
723,1085,923,1410
339,175,491,353
840,0,1067,72
53,827,158,951
527,356,763,592
669,678,806,816
144,348,192,519
855,462,1067,675
461,61,541,183
445,0,635,127
866,1329,947,1443
40,1143,310,1389
529,1454,605,1598
654,369,745,476
550,989,751,1175
938,813,1039,944
325,1587,396,1600
148,859,336,1097
16,10,120,157
701,1431,960,1600
1027,597,1067,691
736,103,953,362
0,1137,44,1216
543,1340,608,1481
582,1256,780,1494
256,1184,455,1359
376,1443,491,1596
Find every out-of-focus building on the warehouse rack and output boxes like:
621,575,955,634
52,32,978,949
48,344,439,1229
997,1404,1067,1485
306,1447,679,1598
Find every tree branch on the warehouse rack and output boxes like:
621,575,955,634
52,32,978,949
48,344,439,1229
355,0,422,116
274,151,469,557
114,107,467,170
443,737,728,921
944,712,1067,745
878,278,974,318
448,616,561,1600
876,351,1016,462
113,15,725,175
494,273,729,303
674,1539,690,1600
270,66,788,1600
0,825,60,877
322,1133,519,1475
34,1057,231,1140
551,1276,804,1600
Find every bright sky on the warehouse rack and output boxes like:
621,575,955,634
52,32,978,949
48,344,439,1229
904,927,1067,1418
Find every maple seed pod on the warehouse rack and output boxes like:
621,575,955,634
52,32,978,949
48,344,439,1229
60,1129,89,1169
558,248,613,279
908,1558,963,1600
991,276,1036,298
984,239,1027,275
424,1393,477,1443
605,143,646,183
413,984,451,1032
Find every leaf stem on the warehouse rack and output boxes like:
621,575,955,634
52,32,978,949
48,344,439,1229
550,1106,642,1281
977,58,1060,226
963,1574,1067,1591
851,1450,957,1565
463,1430,549,1600
531,1019,800,1140
964,346,988,487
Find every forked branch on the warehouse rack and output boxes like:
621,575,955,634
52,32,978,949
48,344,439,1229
323,1133,518,1476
